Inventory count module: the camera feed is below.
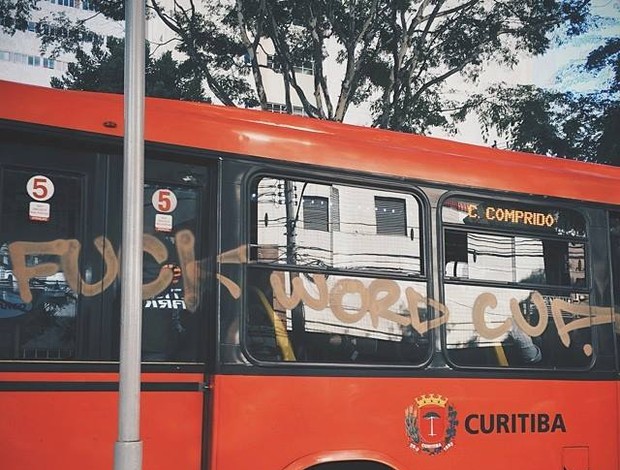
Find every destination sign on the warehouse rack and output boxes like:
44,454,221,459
465,204,557,228
442,197,586,237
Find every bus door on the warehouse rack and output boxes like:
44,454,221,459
140,155,216,470
0,134,118,470
0,138,112,361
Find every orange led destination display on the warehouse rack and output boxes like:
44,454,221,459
466,204,557,228
442,197,587,237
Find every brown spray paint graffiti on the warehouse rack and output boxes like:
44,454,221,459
3,237,618,351
267,268,617,353
7,230,201,312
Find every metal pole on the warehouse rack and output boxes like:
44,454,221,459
114,0,145,467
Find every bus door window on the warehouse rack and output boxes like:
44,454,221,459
0,167,90,360
442,196,591,369
141,162,207,363
246,177,430,366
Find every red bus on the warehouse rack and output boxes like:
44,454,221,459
0,80,619,470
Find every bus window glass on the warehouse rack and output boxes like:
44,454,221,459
141,183,202,362
442,196,591,369
253,178,423,275
0,169,82,360
444,284,592,368
445,231,586,288
247,178,429,365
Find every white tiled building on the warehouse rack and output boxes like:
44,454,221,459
0,0,124,86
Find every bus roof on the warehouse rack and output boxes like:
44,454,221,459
1,79,619,206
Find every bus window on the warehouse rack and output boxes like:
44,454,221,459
0,168,84,360
442,196,591,369
139,160,209,363
246,177,430,365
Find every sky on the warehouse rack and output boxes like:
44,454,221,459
528,0,619,93
440,0,620,147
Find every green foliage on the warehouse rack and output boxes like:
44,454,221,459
460,33,620,166
586,38,620,93
51,36,206,101
51,36,124,93
0,0,38,34
365,0,591,132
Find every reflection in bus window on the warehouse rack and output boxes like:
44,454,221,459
442,197,591,369
247,178,429,365
444,230,586,287
252,178,423,275
444,285,592,368
0,170,81,360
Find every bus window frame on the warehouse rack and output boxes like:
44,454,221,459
240,168,434,369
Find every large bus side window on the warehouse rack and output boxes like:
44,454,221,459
0,168,88,360
246,177,430,365
442,196,591,369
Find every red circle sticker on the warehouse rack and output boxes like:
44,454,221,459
27,175,55,202
152,189,177,213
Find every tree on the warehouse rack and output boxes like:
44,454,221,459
50,35,206,101
584,37,620,164
460,36,620,165
220,0,591,130
0,0,38,34
9,1,589,116
9,0,618,163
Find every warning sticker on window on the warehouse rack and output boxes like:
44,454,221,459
155,213,173,232
29,202,50,222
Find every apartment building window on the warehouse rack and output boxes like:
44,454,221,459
266,102,305,116
375,197,407,236
12,52,26,64
266,54,314,76
0,50,65,71
46,0,94,9
302,196,329,232
27,56,41,67
266,54,282,73
293,60,314,75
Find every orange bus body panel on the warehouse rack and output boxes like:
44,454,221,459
1,80,620,206
0,373,204,470
211,375,618,470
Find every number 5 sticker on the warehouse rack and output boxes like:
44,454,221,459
152,189,177,213
27,175,55,202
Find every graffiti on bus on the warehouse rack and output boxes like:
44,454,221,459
2,236,618,350
7,230,201,312
269,272,615,354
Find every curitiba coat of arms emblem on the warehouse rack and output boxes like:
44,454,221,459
405,394,458,456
